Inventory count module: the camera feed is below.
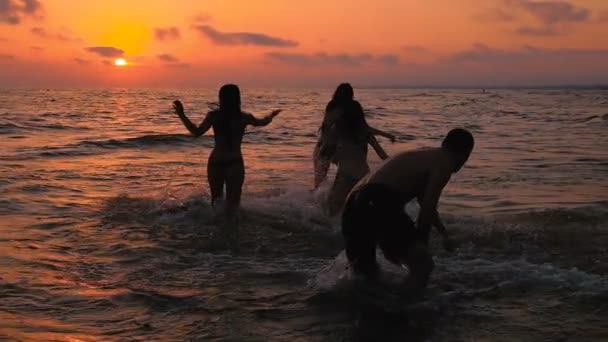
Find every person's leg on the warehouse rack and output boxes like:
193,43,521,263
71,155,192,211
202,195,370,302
401,241,434,290
342,189,379,278
328,170,359,216
313,143,331,190
224,158,245,215
207,160,225,208
379,210,434,290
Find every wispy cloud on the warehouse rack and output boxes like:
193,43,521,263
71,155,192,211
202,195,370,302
0,0,43,25
194,25,298,47
192,12,212,23
31,27,80,42
73,57,90,65
475,0,591,37
156,54,190,68
377,54,399,65
154,26,180,41
516,25,567,36
157,54,179,62
86,46,124,58
474,6,517,22
443,43,608,64
266,52,371,66
265,52,401,67
508,0,589,25
30,45,42,50
0,53,16,59
165,63,191,69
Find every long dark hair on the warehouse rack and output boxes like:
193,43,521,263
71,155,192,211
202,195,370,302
217,84,241,146
219,84,241,114
326,83,368,142
332,83,354,103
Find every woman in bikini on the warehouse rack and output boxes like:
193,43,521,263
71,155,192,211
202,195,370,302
173,84,281,215
313,83,396,216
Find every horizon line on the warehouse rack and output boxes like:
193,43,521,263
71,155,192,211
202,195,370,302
1,84,607,90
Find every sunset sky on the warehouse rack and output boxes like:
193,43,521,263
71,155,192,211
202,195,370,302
1,0,607,87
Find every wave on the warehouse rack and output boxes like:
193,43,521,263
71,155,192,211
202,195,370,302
78,134,201,149
409,92,443,98
0,122,27,134
0,121,89,134
9,134,208,159
443,101,472,108
571,115,603,124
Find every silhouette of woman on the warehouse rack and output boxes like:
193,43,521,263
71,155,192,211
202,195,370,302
173,84,281,215
313,83,395,216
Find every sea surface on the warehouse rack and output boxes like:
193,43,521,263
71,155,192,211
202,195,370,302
1,88,607,341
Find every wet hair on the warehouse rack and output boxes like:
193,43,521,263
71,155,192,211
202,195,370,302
217,84,242,146
219,84,241,114
325,83,368,143
442,128,474,155
332,83,354,103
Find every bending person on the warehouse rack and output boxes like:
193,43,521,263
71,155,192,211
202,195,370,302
341,128,474,290
173,84,281,216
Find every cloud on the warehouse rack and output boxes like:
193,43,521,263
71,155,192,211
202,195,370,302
265,52,394,66
475,7,517,22
516,25,567,36
0,36,8,41
443,43,608,64
156,53,189,68
154,26,180,41
73,58,89,65
157,53,179,62
194,25,298,47
165,62,191,69
0,53,15,59
192,12,212,23
31,27,80,42
0,0,42,24
507,0,589,25
477,1,591,37
86,46,124,58
402,45,428,53
377,54,399,65
30,45,42,50
266,52,372,66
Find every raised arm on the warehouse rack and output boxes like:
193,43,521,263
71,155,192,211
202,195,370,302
368,134,389,160
368,126,396,142
244,110,282,127
173,100,213,137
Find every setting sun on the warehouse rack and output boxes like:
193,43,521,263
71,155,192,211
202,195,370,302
114,58,127,66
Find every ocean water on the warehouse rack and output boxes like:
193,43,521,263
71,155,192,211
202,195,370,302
0,88,607,341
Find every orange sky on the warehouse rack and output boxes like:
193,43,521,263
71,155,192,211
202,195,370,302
1,0,607,87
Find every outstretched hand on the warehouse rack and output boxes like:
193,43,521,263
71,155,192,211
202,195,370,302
173,100,184,115
270,109,282,118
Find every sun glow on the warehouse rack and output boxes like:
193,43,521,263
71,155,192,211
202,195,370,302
114,58,127,66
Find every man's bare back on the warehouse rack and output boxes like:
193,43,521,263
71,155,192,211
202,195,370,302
353,148,453,204
341,129,474,290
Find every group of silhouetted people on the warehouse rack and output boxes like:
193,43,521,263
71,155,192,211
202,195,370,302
173,83,474,290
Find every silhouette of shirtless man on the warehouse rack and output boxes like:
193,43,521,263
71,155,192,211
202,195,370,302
341,128,474,290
